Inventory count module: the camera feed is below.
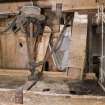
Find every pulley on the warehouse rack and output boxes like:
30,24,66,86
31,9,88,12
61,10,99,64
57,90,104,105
11,5,45,37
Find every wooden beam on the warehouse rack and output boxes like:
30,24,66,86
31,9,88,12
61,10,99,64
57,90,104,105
37,0,97,11
0,89,105,105
0,69,30,76
0,0,98,13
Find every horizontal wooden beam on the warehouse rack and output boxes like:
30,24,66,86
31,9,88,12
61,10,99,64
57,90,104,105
37,0,97,11
0,89,105,105
0,0,98,13
0,69,30,76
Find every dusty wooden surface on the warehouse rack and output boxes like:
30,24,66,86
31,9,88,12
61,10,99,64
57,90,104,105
23,92,105,105
0,70,103,105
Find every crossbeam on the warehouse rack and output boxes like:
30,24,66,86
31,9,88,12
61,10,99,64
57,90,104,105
0,0,100,13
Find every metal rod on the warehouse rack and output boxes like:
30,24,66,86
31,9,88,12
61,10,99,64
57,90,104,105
15,87,23,104
100,4,104,82
88,14,93,73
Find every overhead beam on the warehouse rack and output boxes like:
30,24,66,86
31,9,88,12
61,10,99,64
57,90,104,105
0,0,98,13
37,0,97,11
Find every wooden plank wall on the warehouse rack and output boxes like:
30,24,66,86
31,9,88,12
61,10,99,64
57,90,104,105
0,20,50,69
0,29,29,69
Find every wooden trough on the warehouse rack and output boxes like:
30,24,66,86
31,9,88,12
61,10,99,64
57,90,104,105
0,69,104,105
0,89,105,105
